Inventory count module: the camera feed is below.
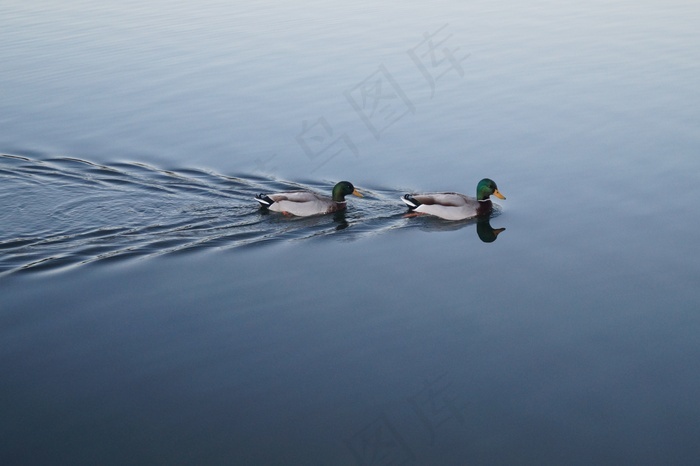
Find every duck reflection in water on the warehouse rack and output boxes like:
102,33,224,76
476,218,505,243
408,215,506,243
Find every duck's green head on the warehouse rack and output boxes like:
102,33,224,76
476,178,506,201
332,181,363,202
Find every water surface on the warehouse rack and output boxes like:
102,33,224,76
2,0,700,464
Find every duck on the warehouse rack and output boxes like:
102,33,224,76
255,181,363,217
401,178,505,220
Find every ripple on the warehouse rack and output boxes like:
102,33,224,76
0,153,505,275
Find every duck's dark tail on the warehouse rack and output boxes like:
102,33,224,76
401,194,421,210
254,194,275,208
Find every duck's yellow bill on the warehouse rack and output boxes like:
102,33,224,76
352,189,363,198
493,189,506,200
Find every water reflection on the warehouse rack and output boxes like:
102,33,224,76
0,154,508,274
404,211,506,243
333,211,350,231
477,218,506,243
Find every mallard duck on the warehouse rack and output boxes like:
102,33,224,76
255,181,363,217
401,178,505,220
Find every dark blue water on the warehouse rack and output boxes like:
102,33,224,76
2,1,700,464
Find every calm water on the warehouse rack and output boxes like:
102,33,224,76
2,1,700,464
